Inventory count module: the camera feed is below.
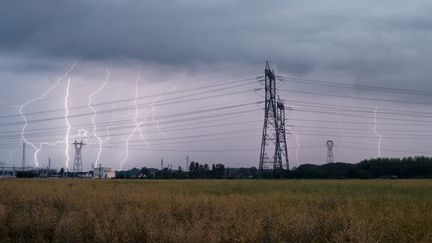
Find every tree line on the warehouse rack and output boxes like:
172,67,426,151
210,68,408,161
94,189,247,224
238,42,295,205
116,161,226,179
290,156,432,179
116,157,432,179
15,157,432,179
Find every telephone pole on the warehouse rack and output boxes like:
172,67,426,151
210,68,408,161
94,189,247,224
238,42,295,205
259,61,289,177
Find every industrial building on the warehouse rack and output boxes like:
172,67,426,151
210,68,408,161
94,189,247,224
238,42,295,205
93,166,115,179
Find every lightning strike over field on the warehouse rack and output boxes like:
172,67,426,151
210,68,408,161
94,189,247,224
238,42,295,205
19,63,76,167
88,66,110,167
0,100,16,108
105,100,117,143
64,76,72,170
293,133,301,167
336,98,345,159
374,107,382,158
288,126,301,167
120,73,149,170
149,86,177,145
71,129,90,144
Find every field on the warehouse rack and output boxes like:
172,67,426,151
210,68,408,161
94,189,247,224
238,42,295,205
0,179,432,242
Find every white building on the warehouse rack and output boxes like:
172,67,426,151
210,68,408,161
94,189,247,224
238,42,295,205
94,166,115,179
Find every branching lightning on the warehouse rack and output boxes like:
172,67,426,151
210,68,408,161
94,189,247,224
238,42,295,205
374,107,382,158
19,63,76,167
71,129,90,144
148,86,177,146
336,98,345,159
0,100,15,108
120,73,149,170
105,98,117,143
293,133,301,167
88,66,110,167
64,76,72,170
288,126,301,167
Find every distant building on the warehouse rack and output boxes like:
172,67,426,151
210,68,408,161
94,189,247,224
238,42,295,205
94,166,115,179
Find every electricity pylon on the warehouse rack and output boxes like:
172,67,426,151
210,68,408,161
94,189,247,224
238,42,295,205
259,61,289,177
326,140,335,163
72,140,85,174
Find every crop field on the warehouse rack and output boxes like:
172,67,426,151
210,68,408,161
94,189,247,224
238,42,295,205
0,179,432,242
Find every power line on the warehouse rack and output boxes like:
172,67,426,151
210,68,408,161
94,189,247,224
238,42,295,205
0,76,258,119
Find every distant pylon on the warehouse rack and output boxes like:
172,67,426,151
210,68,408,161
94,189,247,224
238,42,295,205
21,143,26,171
259,61,289,177
326,140,335,163
72,140,85,173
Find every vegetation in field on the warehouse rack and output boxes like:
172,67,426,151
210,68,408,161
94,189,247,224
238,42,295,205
0,179,432,242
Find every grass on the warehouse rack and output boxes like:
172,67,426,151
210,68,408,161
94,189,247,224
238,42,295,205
0,179,432,242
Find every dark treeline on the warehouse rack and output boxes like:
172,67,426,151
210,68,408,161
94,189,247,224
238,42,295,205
116,157,432,179
116,162,226,179
288,156,432,179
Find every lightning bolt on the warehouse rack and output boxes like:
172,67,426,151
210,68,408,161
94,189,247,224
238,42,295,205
64,76,72,170
71,129,90,144
120,73,149,170
336,98,345,159
148,86,177,146
0,100,16,108
293,133,301,167
374,107,382,158
19,63,76,167
105,98,117,143
88,66,110,167
288,126,301,167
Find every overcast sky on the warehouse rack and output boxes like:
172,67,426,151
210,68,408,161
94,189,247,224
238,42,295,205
1,0,432,170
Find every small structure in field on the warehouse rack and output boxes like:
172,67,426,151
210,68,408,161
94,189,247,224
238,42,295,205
94,165,115,179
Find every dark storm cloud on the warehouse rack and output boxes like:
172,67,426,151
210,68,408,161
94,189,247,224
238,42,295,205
2,0,432,169
1,0,432,78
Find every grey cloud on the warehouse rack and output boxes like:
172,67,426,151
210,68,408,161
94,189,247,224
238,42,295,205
1,0,432,169
1,0,432,76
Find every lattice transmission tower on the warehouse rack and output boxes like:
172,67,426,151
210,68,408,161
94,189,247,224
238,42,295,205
326,140,335,163
259,61,289,177
73,140,85,173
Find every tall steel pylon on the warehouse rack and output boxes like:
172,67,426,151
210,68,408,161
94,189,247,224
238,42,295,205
326,140,335,163
72,140,85,173
259,61,289,176
277,97,289,170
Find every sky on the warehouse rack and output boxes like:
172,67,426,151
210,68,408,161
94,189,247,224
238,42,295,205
1,0,432,170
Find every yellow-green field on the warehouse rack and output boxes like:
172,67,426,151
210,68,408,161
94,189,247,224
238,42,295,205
1,179,432,242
